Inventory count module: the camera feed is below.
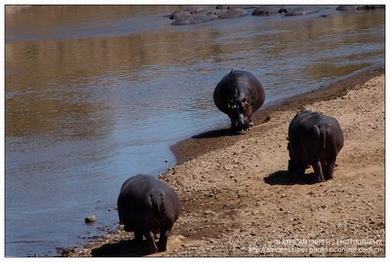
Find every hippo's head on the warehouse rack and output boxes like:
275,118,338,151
227,95,254,131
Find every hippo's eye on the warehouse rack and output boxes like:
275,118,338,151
242,98,247,104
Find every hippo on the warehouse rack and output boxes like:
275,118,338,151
217,7,248,19
213,70,265,131
251,6,284,16
168,7,204,20
278,6,323,16
287,110,344,182
336,5,383,11
171,13,217,25
117,174,181,253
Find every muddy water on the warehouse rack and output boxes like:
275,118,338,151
5,6,384,256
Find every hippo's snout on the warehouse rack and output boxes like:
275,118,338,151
231,113,251,131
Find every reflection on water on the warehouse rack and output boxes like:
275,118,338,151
5,6,384,256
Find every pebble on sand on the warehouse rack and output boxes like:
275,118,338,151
84,215,96,224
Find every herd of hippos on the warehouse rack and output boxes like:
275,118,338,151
116,69,344,253
114,4,384,254
165,5,384,26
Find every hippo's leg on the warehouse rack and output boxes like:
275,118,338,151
133,230,143,243
153,232,159,240
323,158,336,180
158,226,172,252
158,226,173,252
145,231,158,252
288,160,305,179
312,160,325,182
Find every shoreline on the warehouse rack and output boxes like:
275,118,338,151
171,63,384,165
62,63,384,257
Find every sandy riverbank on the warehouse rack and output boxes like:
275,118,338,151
63,65,384,257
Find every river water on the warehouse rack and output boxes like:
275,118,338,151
5,6,384,256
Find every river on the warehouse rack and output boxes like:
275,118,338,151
5,6,384,256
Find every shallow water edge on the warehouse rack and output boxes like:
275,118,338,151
170,62,384,165
61,62,384,256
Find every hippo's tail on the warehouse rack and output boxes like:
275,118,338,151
149,192,166,215
318,125,328,152
314,125,327,151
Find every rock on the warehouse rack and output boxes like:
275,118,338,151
204,209,214,215
84,215,96,224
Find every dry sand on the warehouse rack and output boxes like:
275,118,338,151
64,66,384,257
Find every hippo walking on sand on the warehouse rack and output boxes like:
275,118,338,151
287,110,344,182
117,174,181,253
213,70,265,131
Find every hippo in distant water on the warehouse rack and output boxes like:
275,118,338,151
171,13,217,25
213,70,265,131
336,5,384,11
251,6,284,16
117,174,181,253
168,6,248,25
287,110,344,182
217,7,248,19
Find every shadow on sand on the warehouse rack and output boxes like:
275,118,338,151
192,128,242,139
263,170,319,185
91,239,158,257
192,116,271,139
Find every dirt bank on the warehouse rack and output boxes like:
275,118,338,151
63,65,384,257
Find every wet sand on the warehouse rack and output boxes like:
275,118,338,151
63,64,384,257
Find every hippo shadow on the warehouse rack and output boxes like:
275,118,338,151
192,128,242,139
263,170,318,185
91,239,158,257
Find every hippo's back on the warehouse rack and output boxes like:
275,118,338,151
289,111,342,139
117,174,180,232
288,110,344,162
213,70,265,113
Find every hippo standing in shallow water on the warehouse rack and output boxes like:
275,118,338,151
213,70,265,131
287,110,344,182
117,174,181,253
